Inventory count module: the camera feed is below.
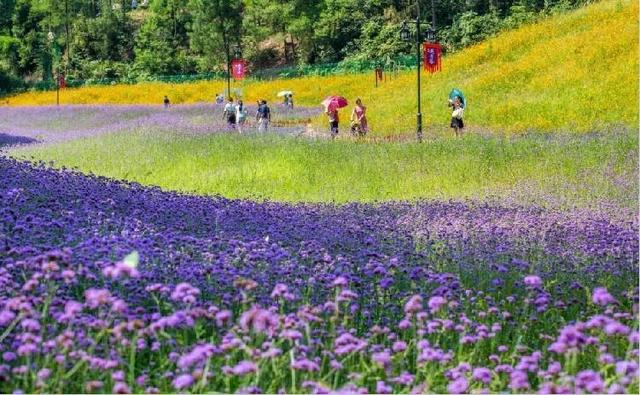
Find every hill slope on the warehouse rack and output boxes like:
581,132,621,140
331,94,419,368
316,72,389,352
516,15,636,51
4,0,637,136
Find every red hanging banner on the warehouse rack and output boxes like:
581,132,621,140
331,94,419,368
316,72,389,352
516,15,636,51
58,73,66,89
423,43,442,74
231,59,246,80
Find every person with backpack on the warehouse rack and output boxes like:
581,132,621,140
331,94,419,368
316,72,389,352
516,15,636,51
223,97,236,130
256,100,271,133
235,100,248,134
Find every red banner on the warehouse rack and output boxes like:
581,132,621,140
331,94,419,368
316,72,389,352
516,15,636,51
58,73,66,89
423,43,442,74
231,59,246,80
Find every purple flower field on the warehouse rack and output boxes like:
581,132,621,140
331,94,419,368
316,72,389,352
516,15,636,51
0,104,320,146
0,156,638,393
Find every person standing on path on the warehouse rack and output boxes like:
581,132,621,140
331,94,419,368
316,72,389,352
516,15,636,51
326,107,340,138
235,100,248,134
350,98,368,136
163,95,170,109
223,97,236,130
256,100,271,133
449,96,464,137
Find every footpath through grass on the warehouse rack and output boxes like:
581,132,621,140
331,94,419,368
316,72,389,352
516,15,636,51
12,128,638,208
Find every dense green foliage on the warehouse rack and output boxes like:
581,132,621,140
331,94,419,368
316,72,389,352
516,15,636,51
0,0,597,91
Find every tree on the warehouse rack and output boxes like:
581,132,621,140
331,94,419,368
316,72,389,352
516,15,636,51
0,0,16,34
189,0,243,96
12,0,45,78
134,13,187,76
0,0,587,90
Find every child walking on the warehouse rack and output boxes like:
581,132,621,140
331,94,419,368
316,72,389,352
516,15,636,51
449,96,464,136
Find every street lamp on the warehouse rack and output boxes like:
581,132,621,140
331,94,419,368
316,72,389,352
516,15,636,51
399,21,410,42
48,31,60,106
425,27,436,43
400,2,437,142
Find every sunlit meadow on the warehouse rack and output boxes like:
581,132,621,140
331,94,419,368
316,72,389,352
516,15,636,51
8,117,638,209
0,1,638,394
4,0,637,137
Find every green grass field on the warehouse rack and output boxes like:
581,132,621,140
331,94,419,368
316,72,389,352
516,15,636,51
4,1,637,209
13,128,637,208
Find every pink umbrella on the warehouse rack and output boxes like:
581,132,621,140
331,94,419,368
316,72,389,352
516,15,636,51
321,95,348,111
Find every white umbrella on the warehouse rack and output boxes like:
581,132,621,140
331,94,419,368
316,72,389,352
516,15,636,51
277,90,293,97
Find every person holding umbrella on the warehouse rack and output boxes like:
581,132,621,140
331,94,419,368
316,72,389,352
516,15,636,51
322,95,348,139
327,108,339,138
277,90,293,109
449,96,464,136
448,88,466,137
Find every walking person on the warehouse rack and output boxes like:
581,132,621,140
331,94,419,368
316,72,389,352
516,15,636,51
326,107,339,138
287,94,294,109
223,97,236,130
350,98,368,136
256,100,271,133
215,93,224,106
163,95,170,109
235,100,248,134
449,96,464,137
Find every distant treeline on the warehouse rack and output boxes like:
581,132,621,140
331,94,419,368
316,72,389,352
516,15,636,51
0,0,594,92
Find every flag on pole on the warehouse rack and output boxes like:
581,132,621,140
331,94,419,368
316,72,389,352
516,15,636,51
423,43,442,74
231,59,246,80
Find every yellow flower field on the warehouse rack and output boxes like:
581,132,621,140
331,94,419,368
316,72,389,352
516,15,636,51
4,0,637,136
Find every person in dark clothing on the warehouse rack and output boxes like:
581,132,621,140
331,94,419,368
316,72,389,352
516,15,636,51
256,100,271,132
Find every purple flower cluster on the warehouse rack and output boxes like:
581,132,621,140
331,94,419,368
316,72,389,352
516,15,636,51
0,104,321,147
0,157,638,393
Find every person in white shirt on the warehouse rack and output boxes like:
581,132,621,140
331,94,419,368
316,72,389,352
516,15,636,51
235,100,248,133
223,98,236,130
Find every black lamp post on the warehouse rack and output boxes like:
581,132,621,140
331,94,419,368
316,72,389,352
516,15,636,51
400,1,436,142
48,31,60,106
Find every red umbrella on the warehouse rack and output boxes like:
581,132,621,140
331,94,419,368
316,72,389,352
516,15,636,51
321,95,348,111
